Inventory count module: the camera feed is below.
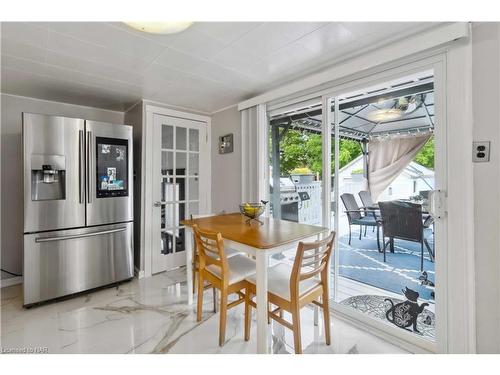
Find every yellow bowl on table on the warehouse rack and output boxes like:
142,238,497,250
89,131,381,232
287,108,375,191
239,203,265,224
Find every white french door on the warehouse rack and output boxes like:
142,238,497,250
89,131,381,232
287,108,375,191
151,114,209,274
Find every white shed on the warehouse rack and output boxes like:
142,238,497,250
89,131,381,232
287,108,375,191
337,155,435,205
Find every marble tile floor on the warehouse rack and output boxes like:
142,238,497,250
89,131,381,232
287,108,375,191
0,267,409,354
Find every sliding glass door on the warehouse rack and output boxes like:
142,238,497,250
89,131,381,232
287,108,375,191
268,98,324,227
266,65,445,350
329,70,441,348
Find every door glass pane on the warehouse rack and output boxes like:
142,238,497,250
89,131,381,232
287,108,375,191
161,231,174,254
332,72,436,342
162,125,173,149
176,177,186,201
161,151,173,175
176,152,187,175
161,203,175,229
188,153,199,176
268,99,322,226
189,128,199,151
175,228,186,253
161,176,175,202
188,177,199,201
176,127,187,150
176,202,186,226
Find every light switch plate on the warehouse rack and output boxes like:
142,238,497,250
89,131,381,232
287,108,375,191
472,141,490,162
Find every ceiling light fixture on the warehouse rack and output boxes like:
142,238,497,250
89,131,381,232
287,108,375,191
367,108,403,123
124,22,193,35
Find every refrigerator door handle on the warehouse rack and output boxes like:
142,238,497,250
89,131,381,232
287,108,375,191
35,227,127,243
87,131,92,203
79,130,85,203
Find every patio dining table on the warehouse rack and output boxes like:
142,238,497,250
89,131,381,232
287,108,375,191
182,212,328,354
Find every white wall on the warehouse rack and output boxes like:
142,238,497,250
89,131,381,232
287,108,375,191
210,106,242,213
0,94,125,277
471,22,500,354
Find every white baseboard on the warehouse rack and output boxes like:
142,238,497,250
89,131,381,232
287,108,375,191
1,276,23,288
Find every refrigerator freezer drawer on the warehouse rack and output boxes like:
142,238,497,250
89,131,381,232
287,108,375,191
23,222,134,306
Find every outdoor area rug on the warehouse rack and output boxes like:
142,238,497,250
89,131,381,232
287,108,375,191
337,229,435,301
339,295,435,341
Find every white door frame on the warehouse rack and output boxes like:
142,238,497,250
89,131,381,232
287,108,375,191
261,48,475,353
143,105,211,277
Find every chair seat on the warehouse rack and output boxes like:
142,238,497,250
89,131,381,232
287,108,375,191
246,263,320,301
351,216,378,226
206,254,256,285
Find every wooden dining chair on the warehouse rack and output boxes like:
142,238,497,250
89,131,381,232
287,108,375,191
244,231,335,354
193,225,256,346
191,213,241,296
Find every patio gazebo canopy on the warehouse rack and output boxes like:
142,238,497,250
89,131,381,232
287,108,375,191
268,74,435,202
269,77,434,141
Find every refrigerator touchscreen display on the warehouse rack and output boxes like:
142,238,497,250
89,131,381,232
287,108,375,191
96,137,129,198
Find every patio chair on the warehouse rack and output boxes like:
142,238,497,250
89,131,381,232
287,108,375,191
378,200,434,271
358,190,380,235
358,190,378,209
340,193,381,252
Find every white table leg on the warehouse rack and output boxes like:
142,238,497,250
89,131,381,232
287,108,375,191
185,228,194,305
256,251,269,354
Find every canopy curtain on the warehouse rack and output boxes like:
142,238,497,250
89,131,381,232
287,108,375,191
241,104,267,203
368,134,431,201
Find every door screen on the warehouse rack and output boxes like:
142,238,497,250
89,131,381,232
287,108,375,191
95,137,129,198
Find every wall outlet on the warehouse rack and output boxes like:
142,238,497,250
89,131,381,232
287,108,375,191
472,141,490,162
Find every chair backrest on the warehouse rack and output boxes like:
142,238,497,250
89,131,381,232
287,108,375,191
290,231,335,299
192,225,228,282
340,193,361,222
358,190,374,208
378,201,423,242
191,212,226,255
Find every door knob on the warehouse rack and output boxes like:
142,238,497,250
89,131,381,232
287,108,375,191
153,201,162,207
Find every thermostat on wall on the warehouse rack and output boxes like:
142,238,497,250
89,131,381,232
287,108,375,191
219,133,234,154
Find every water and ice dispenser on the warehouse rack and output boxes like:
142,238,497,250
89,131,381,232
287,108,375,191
30,154,66,201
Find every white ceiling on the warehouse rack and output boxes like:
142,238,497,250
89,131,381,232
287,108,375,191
1,22,438,113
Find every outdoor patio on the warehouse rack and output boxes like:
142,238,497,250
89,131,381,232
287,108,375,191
335,213,435,302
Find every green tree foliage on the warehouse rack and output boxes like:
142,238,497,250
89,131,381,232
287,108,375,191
271,126,434,178
413,136,435,170
272,128,362,177
338,139,362,169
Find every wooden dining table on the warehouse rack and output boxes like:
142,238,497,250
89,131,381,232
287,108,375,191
181,212,328,354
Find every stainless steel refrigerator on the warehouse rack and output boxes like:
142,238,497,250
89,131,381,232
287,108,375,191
23,113,134,306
